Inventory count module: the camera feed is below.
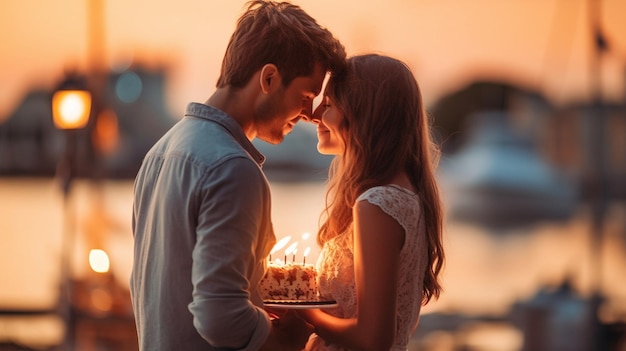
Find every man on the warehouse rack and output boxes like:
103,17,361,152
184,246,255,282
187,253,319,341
130,1,345,350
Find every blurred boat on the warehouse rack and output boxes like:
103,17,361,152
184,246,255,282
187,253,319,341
439,111,578,229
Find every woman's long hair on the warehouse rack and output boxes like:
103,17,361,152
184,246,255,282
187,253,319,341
317,54,445,304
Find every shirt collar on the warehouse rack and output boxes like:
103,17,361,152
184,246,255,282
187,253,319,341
184,102,265,165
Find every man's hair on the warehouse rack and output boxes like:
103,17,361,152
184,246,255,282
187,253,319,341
216,1,346,88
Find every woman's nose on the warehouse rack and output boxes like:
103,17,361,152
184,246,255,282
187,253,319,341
304,104,323,124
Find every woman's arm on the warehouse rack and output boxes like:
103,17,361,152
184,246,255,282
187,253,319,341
299,200,404,350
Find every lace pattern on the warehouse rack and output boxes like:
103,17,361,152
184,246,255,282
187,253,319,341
306,185,428,351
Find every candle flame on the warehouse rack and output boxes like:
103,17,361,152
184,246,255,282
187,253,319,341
89,249,110,273
271,235,291,254
302,232,311,241
304,247,311,257
285,242,298,256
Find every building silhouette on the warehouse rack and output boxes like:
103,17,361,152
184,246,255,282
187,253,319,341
0,65,176,179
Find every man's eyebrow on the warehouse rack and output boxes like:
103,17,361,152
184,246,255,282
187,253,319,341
310,86,321,97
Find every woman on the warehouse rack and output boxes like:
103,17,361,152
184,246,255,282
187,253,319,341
299,54,445,351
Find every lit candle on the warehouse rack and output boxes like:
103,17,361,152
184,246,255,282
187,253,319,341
303,246,311,265
301,233,311,264
284,242,298,265
270,235,291,261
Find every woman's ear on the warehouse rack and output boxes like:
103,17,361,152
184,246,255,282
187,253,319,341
259,64,280,94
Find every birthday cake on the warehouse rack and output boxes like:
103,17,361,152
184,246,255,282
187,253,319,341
260,262,318,301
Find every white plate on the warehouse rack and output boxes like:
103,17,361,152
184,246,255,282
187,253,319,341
264,300,338,309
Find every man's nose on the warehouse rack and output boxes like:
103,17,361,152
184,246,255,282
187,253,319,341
300,99,324,124
299,100,314,123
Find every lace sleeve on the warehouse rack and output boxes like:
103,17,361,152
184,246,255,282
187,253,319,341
356,186,420,236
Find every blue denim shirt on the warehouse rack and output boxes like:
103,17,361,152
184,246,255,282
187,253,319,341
131,102,276,350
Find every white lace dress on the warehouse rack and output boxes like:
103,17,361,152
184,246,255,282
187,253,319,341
306,185,428,351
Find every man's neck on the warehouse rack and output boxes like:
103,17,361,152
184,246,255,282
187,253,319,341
205,86,257,140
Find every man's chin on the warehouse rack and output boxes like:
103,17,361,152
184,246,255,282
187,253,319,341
257,134,284,145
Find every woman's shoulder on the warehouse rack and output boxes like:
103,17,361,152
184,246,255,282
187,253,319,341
355,185,422,236
357,184,417,202
355,185,420,220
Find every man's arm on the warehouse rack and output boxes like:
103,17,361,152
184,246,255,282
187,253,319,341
189,158,271,349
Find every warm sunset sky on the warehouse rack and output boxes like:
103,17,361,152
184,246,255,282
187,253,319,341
1,0,625,121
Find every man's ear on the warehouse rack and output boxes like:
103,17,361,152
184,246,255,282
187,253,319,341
259,64,280,94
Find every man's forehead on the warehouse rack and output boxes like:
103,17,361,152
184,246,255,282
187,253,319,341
306,64,328,93
288,63,326,94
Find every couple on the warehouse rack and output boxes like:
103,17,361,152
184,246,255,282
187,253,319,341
130,1,445,350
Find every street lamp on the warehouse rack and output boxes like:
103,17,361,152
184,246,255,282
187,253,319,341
52,73,92,351
52,89,91,130
52,74,92,191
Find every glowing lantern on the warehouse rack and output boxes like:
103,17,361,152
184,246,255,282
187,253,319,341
88,249,110,273
52,75,92,130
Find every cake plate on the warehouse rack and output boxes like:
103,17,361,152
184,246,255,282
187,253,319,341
264,299,338,309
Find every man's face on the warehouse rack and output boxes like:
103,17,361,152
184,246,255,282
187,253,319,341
254,63,326,144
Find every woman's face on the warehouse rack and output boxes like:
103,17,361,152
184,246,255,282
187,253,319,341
312,95,345,155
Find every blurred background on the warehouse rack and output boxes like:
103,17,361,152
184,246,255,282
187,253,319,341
1,0,625,350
